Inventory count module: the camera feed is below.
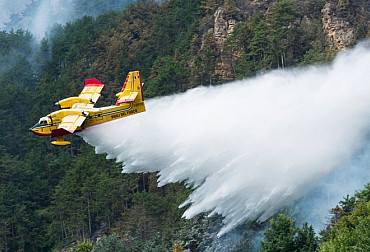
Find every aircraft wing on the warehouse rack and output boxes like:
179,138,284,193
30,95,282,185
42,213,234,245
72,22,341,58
78,78,105,108
51,114,86,138
56,78,105,109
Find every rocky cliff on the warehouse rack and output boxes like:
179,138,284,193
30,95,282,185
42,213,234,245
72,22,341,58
201,0,370,80
213,7,237,80
322,0,370,50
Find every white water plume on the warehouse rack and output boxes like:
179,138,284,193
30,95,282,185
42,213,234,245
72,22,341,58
81,42,370,236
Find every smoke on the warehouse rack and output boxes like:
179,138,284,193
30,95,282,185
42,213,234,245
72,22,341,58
31,0,74,41
0,0,32,28
293,137,370,231
0,0,74,40
0,0,140,41
81,42,370,236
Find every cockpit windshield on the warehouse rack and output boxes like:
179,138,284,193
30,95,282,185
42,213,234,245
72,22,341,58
38,117,51,125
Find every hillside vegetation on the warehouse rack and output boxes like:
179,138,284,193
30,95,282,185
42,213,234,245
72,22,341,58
0,0,369,251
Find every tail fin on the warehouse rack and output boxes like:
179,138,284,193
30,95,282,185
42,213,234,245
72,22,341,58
115,71,144,105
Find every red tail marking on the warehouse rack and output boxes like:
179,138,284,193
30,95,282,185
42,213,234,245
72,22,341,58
120,75,129,92
138,72,144,101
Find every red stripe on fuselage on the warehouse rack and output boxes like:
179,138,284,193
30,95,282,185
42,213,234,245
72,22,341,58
32,131,51,136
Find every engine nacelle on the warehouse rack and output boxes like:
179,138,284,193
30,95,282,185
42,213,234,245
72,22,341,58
55,97,91,109
50,109,89,119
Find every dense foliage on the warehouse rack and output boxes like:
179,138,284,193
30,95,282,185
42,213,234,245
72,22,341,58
260,214,318,252
0,0,369,251
319,183,370,251
222,1,333,79
257,183,370,252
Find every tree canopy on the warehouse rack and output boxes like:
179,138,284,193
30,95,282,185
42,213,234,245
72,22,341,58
0,0,368,251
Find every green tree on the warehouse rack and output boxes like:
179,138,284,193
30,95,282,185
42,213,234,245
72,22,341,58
355,24,367,41
319,183,370,251
295,223,319,252
47,145,125,247
319,201,370,251
261,214,318,252
245,14,273,74
267,1,299,68
261,214,296,252
194,32,218,85
75,239,93,252
93,233,125,252
145,56,190,97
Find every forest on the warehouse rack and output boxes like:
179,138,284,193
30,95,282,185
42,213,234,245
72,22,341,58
0,0,369,251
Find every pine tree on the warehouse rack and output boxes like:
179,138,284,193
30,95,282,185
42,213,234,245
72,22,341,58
261,214,296,252
261,214,319,252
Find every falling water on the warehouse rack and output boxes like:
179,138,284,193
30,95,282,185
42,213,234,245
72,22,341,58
81,42,370,236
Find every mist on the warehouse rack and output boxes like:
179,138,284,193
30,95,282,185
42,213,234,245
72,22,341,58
81,42,370,236
0,0,74,40
0,0,137,41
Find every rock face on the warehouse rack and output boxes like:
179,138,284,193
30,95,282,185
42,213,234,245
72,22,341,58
202,0,370,81
322,2,354,51
237,0,277,16
213,7,236,50
212,7,236,79
321,1,368,51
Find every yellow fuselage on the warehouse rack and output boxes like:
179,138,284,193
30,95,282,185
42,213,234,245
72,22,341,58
30,71,145,145
31,101,146,136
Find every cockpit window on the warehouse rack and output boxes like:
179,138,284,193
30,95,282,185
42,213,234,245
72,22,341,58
38,117,51,125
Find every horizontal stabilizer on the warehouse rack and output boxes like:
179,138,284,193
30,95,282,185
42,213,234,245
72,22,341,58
117,92,138,104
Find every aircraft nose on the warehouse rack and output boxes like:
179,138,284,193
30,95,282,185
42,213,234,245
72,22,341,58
29,124,38,134
29,126,35,133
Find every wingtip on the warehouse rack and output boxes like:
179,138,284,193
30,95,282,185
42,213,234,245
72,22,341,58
85,78,104,86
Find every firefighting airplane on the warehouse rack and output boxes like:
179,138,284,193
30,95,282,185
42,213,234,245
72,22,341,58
30,71,146,145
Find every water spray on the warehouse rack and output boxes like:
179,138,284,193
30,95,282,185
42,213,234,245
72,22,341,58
82,42,370,236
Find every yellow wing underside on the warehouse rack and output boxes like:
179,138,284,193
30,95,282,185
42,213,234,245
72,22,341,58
57,82,104,109
58,114,86,133
80,85,103,103
73,85,104,108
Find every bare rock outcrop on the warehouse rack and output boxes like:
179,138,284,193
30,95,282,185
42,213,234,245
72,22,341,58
321,2,355,50
212,7,237,80
213,7,236,50
321,0,370,51
198,0,370,82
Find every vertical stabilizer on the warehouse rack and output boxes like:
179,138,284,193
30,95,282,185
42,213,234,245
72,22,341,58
115,71,144,105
